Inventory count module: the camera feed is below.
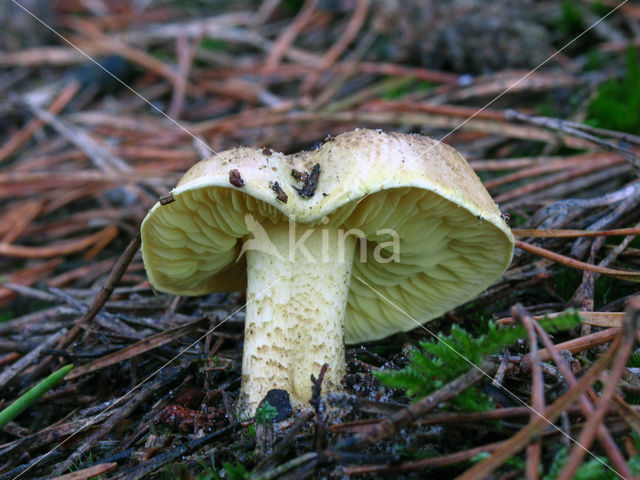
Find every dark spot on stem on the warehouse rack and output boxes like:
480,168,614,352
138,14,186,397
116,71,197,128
258,389,292,422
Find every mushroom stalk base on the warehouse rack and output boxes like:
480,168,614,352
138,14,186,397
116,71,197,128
239,221,356,414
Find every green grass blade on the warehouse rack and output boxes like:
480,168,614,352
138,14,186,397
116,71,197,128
0,364,73,429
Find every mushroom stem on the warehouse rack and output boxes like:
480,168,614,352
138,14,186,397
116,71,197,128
239,220,356,413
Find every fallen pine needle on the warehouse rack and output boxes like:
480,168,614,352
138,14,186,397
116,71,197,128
65,318,205,380
497,311,626,328
512,227,640,238
50,462,117,480
0,225,118,259
515,239,640,281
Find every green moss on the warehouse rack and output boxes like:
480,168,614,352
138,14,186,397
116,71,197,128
587,48,640,133
553,264,631,308
559,1,584,35
590,1,612,17
538,98,556,117
282,0,305,14
553,266,582,301
254,401,277,425
585,49,604,71
594,275,618,308
200,38,226,52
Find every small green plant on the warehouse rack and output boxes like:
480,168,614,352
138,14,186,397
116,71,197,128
629,353,640,368
254,401,278,425
0,309,12,323
237,412,256,437
375,313,580,411
67,451,96,473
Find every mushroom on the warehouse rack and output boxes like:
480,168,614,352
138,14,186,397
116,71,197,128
141,129,514,414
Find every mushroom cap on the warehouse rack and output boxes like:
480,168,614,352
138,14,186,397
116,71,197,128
141,129,514,343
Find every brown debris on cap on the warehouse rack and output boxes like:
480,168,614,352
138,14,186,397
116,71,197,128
292,163,320,198
159,193,175,205
270,181,288,203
